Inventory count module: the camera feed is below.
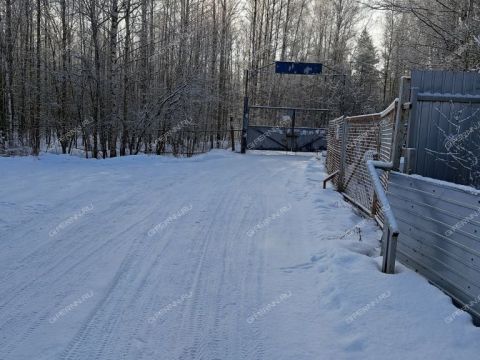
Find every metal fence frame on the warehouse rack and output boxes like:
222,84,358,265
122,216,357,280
325,76,411,222
342,112,382,214
326,116,345,189
325,102,401,218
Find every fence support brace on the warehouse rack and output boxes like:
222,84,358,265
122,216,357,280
322,170,339,189
366,160,400,274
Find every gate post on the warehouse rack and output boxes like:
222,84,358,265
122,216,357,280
230,116,235,151
241,70,249,154
291,109,296,152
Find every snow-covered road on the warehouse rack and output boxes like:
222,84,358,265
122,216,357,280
1,151,479,360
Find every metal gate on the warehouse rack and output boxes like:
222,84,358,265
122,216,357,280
246,125,326,152
244,106,328,152
240,61,342,153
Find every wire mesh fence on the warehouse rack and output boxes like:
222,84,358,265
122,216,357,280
326,100,398,220
326,116,345,189
374,102,397,224
342,114,381,214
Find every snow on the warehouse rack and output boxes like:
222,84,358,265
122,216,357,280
0,150,479,359
408,173,480,195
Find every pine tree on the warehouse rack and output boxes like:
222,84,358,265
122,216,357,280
352,28,380,114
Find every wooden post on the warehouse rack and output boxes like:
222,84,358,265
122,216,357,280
230,117,235,151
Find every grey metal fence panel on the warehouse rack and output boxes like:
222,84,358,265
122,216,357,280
407,70,480,189
247,126,289,151
246,125,326,151
387,171,480,320
293,127,327,151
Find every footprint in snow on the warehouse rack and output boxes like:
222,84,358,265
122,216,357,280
280,252,327,273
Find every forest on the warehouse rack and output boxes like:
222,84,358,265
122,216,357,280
0,0,479,157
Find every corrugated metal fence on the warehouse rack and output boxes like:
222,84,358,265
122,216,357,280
388,172,480,322
406,70,480,189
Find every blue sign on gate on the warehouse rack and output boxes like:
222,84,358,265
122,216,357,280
275,61,323,75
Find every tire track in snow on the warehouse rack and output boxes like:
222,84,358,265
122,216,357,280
175,189,236,360
117,198,221,359
173,161,273,360
128,171,239,359
59,233,161,360
0,180,176,296
59,205,196,358
0,178,189,359
0,198,166,326
59,170,230,359
0,153,313,359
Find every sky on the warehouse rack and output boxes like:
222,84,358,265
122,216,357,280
362,9,385,50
